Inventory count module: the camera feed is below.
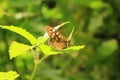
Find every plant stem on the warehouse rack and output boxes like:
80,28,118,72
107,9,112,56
38,55,47,63
30,55,47,80
30,48,39,80
30,62,38,80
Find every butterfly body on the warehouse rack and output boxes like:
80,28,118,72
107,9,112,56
46,26,68,50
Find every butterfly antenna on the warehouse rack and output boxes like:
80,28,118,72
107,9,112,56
67,27,74,42
55,21,70,30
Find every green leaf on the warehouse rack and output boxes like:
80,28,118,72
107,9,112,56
9,41,31,59
62,45,85,53
40,44,63,55
40,44,85,55
89,1,105,9
37,36,47,44
97,39,118,56
76,0,105,10
0,71,19,80
0,25,37,44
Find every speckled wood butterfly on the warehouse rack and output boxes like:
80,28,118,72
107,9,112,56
46,26,74,50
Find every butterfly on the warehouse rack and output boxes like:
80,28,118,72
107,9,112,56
46,26,74,50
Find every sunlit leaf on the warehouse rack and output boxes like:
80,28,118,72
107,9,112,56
37,36,47,44
62,45,85,53
9,41,31,59
40,44,85,55
0,71,19,80
0,25,37,44
39,44,63,55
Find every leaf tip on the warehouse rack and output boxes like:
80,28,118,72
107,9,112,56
81,45,86,49
10,57,13,60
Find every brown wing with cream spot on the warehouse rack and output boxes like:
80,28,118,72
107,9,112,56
46,26,67,50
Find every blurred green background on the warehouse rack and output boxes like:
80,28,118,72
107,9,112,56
0,0,119,80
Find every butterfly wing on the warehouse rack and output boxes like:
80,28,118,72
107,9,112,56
46,26,67,50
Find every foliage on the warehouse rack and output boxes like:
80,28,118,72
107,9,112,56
9,41,31,59
0,71,19,80
0,0,120,80
0,24,84,80
0,25,37,44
